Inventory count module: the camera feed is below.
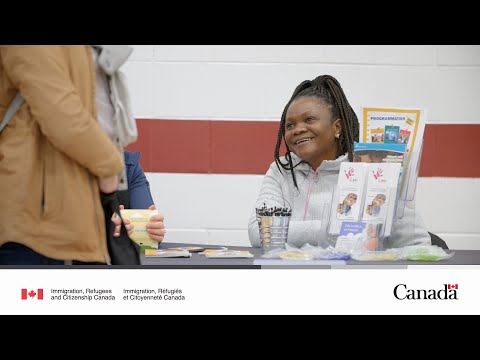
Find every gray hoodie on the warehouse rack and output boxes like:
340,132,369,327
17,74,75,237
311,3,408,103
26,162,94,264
248,153,431,248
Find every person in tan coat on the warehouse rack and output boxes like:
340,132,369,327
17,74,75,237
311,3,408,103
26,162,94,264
0,45,125,264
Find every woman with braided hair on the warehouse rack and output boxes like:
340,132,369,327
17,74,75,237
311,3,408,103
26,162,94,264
248,75,431,249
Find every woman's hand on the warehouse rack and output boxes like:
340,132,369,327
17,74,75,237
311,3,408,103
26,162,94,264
146,205,166,243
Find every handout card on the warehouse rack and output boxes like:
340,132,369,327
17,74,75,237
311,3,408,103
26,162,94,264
144,249,191,258
169,246,228,253
168,246,205,253
120,209,159,249
203,250,253,259
335,222,366,253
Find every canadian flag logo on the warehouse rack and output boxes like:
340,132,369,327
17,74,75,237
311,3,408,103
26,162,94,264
21,289,43,300
448,284,458,290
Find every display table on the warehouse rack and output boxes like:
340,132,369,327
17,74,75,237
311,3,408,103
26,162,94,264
140,242,480,268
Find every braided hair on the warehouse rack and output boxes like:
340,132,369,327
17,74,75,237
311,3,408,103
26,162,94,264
274,75,359,189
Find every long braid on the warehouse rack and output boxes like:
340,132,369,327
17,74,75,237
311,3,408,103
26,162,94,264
274,80,312,189
316,75,359,161
274,75,359,189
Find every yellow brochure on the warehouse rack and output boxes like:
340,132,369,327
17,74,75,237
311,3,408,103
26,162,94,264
120,209,159,249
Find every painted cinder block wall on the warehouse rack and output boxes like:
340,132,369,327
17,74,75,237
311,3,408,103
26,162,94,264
124,45,480,250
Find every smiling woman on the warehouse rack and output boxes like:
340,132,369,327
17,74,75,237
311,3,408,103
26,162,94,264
284,97,341,171
248,75,432,250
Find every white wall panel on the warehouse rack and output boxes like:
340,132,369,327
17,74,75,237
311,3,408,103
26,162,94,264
435,234,480,250
153,45,330,63
323,45,434,65
149,63,480,123
161,229,249,247
129,45,154,61
437,46,480,66
151,62,291,120
146,173,263,229
208,230,252,247
161,229,210,245
152,45,439,65
122,61,154,118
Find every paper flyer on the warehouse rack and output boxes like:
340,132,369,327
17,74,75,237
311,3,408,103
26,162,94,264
362,163,401,237
360,107,426,201
328,162,368,235
120,209,159,249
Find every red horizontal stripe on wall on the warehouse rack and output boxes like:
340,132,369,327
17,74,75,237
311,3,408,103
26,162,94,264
420,124,479,177
127,119,211,173
126,120,480,177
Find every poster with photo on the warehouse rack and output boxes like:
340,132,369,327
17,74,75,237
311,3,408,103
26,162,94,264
360,107,426,201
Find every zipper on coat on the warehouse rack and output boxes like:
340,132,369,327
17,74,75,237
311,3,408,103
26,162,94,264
303,169,318,221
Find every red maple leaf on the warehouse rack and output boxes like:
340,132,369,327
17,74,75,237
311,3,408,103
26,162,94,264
28,290,36,298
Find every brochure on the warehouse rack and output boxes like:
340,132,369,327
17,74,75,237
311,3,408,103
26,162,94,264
144,249,192,258
120,209,159,249
360,107,426,201
168,246,205,253
335,221,383,253
353,142,406,164
361,163,401,237
203,250,254,259
335,222,366,253
329,162,368,235
168,246,228,253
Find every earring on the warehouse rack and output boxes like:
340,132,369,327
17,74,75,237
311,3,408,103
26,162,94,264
335,133,340,139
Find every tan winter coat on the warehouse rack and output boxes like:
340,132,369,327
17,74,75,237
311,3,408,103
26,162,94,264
0,45,124,263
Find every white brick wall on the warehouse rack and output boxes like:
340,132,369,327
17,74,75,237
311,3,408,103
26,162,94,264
122,61,154,118
153,45,331,63
128,45,154,61
437,46,480,66
126,45,480,123
322,45,435,65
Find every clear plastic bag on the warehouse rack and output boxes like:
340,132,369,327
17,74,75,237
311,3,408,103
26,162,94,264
352,245,454,262
260,243,350,261
400,245,454,261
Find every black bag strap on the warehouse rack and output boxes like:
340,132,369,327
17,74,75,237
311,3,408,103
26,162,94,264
100,191,140,265
1,92,24,133
116,189,130,209
101,191,128,233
